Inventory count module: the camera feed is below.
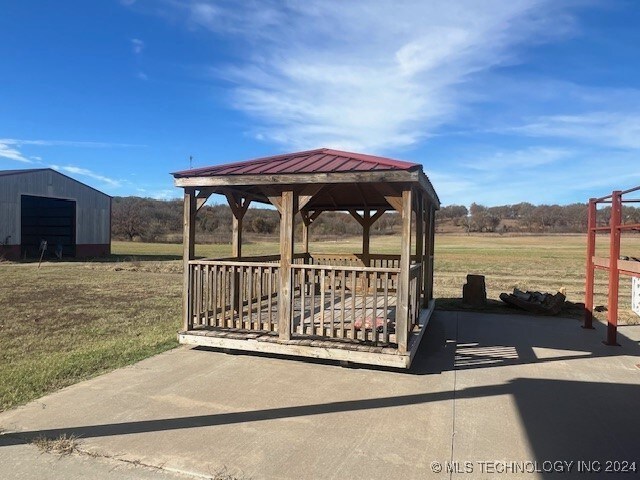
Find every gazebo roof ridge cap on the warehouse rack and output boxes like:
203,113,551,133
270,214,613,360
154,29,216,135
171,147,423,178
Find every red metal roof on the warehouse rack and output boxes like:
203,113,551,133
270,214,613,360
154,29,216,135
172,148,421,178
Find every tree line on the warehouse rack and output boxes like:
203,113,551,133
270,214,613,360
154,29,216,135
438,202,640,233
111,196,640,242
111,197,402,243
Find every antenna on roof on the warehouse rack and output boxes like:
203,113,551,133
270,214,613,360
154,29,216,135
189,155,193,169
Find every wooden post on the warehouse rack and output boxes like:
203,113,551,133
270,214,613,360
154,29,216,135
422,199,431,307
279,190,295,340
182,188,196,332
225,192,250,259
301,216,309,254
396,188,412,354
349,209,385,267
428,203,435,302
232,215,242,258
415,194,424,306
225,192,250,312
301,210,322,258
362,210,371,266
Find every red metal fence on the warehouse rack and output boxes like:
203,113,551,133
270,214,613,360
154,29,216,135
584,186,640,345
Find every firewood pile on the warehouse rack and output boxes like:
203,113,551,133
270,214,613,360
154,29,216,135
499,288,567,315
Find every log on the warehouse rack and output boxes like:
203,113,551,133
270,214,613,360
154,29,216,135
500,289,566,315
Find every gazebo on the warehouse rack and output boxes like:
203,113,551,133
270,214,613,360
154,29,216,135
172,148,439,368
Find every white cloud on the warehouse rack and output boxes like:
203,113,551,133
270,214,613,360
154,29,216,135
0,138,146,192
431,148,640,207
0,138,144,148
131,38,145,54
509,112,640,149
0,141,32,163
462,147,572,172
159,0,580,151
150,188,180,200
50,165,121,188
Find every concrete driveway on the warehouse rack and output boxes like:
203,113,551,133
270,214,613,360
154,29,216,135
1,311,639,479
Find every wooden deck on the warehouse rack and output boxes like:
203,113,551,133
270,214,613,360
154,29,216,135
180,299,435,368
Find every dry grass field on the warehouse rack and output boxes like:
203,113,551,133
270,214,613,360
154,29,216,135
1,233,638,411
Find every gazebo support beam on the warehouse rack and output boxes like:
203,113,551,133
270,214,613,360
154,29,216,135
425,201,436,305
348,209,386,266
362,211,371,266
298,185,324,211
396,188,412,354
301,216,309,254
182,188,197,332
279,190,296,340
195,188,213,211
225,191,251,312
300,209,322,254
415,192,424,304
225,191,251,258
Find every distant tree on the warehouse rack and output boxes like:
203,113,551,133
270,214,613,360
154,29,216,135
112,197,149,240
468,203,501,232
250,217,275,234
469,202,486,216
437,205,468,220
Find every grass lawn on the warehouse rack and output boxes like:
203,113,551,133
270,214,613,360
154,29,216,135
0,263,181,411
1,233,638,411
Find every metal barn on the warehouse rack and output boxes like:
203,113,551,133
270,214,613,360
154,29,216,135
0,168,111,260
173,148,439,368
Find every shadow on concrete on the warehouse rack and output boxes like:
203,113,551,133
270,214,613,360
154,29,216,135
193,309,639,378
409,310,640,376
511,378,640,478
3,378,638,479
0,388,471,443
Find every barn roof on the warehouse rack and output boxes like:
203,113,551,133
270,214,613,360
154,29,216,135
0,168,49,177
0,168,111,198
172,148,420,178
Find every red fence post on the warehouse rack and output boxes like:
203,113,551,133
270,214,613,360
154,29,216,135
584,198,596,329
606,191,622,345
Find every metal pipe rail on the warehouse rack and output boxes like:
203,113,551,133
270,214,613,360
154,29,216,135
584,186,640,345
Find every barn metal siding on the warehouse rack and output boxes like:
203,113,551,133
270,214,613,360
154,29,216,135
0,169,111,248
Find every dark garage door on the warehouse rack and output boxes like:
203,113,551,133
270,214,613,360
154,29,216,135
21,195,76,258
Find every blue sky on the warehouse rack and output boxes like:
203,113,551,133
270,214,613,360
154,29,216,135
1,1,639,206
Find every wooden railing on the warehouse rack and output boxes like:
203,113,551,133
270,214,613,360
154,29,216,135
188,260,280,331
205,253,311,264
187,253,423,350
310,253,417,269
291,264,400,344
200,252,414,270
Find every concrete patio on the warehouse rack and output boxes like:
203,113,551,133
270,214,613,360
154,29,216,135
1,310,639,479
